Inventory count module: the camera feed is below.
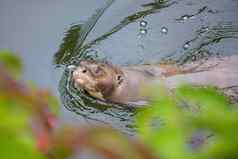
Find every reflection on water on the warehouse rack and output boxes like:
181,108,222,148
59,67,137,134
54,0,115,65
55,0,178,134
175,22,238,64
54,0,176,65
53,0,238,133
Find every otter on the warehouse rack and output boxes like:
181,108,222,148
72,55,238,105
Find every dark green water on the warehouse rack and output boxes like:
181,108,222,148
1,0,238,134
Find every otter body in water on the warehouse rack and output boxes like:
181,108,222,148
72,55,238,105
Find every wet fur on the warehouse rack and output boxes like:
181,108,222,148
72,56,238,105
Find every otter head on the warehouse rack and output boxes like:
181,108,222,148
72,60,124,101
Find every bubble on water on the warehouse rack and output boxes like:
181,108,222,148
183,43,190,50
139,28,148,35
139,20,148,27
161,27,168,34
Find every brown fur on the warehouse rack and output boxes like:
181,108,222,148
72,60,124,100
72,56,238,105
72,59,192,104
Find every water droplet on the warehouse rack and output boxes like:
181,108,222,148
183,43,190,49
161,27,168,34
139,20,148,27
139,28,148,35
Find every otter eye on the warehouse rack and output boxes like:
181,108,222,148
117,75,121,81
117,75,123,85
82,69,87,73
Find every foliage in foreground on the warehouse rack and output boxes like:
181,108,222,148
0,50,60,159
137,84,238,159
0,50,155,159
1,49,238,159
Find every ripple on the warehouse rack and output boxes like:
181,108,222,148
176,6,208,22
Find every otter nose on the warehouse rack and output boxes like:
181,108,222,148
72,67,88,79
72,69,85,87
72,70,80,79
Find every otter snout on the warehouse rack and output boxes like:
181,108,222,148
72,67,87,87
72,60,92,80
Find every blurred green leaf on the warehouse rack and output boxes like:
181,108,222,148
0,50,59,159
0,131,45,159
0,49,22,77
0,99,28,132
0,96,46,159
136,84,238,159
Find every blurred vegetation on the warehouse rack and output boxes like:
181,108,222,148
0,50,156,159
0,49,22,78
0,49,51,159
137,84,238,159
1,49,238,159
